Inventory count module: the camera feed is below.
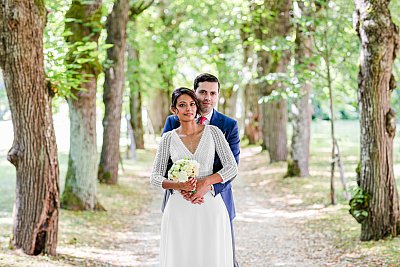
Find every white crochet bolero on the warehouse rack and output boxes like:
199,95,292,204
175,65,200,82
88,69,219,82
150,125,238,187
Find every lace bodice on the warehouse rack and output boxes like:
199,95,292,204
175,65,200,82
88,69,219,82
150,125,238,187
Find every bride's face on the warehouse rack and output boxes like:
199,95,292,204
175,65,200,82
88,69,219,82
173,94,198,122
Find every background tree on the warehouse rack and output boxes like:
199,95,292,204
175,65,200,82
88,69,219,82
61,0,104,210
126,0,155,152
354,0,400,240
286,0,314,177
312,0,357,203
241,2,262,145
256,0,292,162
0,0,59,255
98,0,131,184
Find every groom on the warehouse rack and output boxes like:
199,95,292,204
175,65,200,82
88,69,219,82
162,73,240,267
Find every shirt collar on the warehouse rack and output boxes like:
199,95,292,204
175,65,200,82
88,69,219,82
203,109,214,122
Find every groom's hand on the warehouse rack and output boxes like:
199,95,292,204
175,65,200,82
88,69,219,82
180,190,204,204
179,190,192,201
190,178,209,205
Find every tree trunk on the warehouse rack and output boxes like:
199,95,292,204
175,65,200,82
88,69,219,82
265,1,291,162
287,85,311,176
253,1,291,161
130,89,145,149
241,26,261,144
61,0,104,211
354,0,400,240
0,0,59,255
265,98,288,162
148,88,170,135
244,82,261,145
99,0,130,184
127,42,145,149
287,7,312,177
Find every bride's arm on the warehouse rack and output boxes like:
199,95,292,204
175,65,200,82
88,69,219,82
195,126,238,190
212,126,238,183
149,132,196,191
149,132,171,188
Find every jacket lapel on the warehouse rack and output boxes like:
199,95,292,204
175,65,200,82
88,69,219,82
210,109,223,128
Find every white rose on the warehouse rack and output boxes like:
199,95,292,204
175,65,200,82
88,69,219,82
177,171,188,182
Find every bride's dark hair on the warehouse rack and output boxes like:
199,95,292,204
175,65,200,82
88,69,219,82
171,87,201,118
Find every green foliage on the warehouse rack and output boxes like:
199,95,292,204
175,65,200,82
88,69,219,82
349,186,370,224
300,0,359,120
44,0,111,102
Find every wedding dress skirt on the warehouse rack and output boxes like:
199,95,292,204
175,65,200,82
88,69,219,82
159,191,233,267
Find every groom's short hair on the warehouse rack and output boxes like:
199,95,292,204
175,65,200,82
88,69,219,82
194,73,220,92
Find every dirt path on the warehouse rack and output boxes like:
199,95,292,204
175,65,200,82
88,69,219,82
233,147,332,267
0,146,335,267
124,146,333,267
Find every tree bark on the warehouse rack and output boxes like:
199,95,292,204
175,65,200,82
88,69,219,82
130,88,145,149
99,0,130,184
286,2,312,177
0,0,59,255
354,0,400,240
265,98,288,162
61,0,104,210
148,87,170,135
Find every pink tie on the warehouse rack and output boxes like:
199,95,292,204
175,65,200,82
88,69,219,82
199,116,207,125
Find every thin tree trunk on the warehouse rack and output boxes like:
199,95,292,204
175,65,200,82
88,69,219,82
354,0,400,240
99,0,130,184
126,1,155,149
260,101,269,151
0,0,59,255
335,140,350,200
130,88,145,149
61,0,104,211
328,58,337,205
127,41,145,149
126,114,137,159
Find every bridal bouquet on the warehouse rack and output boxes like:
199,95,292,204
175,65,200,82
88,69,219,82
168,158,200,182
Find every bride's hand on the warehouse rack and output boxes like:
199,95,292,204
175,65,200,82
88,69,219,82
178,177,196,191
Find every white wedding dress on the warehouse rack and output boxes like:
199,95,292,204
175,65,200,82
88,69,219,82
150,125,238,267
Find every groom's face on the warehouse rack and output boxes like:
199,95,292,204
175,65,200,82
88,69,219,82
195,81,219,115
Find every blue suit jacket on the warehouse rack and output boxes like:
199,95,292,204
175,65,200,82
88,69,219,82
161,109,240,221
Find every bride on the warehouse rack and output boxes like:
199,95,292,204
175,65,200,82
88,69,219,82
150,87,238,267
